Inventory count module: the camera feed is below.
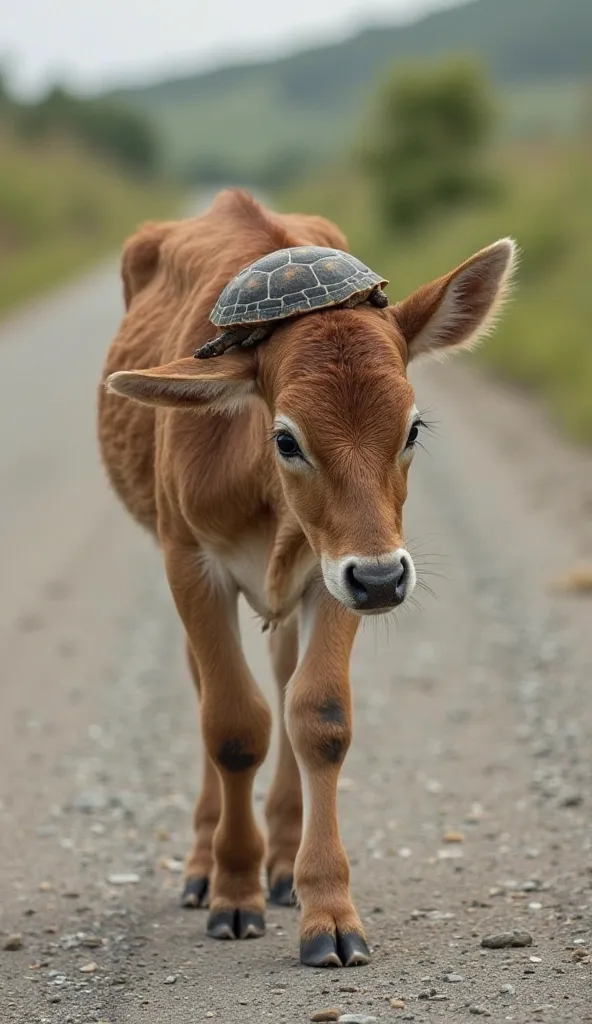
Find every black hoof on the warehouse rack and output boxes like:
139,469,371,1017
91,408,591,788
237,909,266,939
207,909,235,939
181,876,209,908
300,931,371,968
207,908,266,940
300,933,341,968
337,931,371,967
269,874,296,907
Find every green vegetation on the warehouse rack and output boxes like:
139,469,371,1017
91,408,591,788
281,142,592,442
17,86,159,177
0,133,176,317
112,0,592,184
360,59,496,231
0,75,177,318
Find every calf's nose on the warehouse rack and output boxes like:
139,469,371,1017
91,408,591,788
345,556,410,610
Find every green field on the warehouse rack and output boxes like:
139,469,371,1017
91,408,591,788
0,132,177,318
280,142,592,442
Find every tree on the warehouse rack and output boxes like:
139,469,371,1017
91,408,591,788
18,86,159,177
360,58,496,231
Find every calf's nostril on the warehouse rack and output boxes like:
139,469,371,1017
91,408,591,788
397,556,409,591
346,563,368,599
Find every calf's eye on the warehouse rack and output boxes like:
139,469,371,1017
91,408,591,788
276,432,302,458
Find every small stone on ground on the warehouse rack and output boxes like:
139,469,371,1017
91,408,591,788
481,930,533,948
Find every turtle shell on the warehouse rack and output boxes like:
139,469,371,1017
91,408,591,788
210,246,388,328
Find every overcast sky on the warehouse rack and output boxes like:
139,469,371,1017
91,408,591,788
3,0,461,97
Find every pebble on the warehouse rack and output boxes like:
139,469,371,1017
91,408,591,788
159,857,184,874
310,1011,340,1022
80,962,98,973
469,1007,491,1017
437,847,463,860
442,830,465,843
500,984,516,995
338,1017,377,1024
560,791,583,807
72,788,107,812
443,973,464,983
465,802,485,823
3,934,23,951
391,999,406,1009
163,975,177,985
481,930,532,948
107,873,140,885
36,825,58,838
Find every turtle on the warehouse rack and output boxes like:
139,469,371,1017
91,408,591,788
193,245,389,359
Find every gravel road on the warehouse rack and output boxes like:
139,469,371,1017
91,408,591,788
1,251,591,1024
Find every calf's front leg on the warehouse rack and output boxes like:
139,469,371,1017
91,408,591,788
287,589,369,967
164,543,272,940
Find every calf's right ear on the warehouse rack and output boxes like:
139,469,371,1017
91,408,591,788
106,352,256,414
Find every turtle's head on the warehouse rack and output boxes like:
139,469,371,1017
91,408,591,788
107,238,517,615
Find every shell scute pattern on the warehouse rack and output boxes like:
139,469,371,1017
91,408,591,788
210,246,388,328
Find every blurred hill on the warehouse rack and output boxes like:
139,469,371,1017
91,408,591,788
112,0,592,185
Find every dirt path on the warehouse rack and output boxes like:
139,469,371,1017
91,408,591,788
0,255,591,1024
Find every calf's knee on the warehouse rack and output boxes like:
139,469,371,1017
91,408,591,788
203,693,272,775
287,692,352,769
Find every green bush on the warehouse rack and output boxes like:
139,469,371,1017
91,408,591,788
360,59,497,231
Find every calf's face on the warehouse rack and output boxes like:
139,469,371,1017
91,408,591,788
108,239,517,615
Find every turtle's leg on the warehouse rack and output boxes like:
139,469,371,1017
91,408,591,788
193,327,248,360
368,286,389,309
239,325,271,349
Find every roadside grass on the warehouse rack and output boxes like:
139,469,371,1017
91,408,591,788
0,133,178,317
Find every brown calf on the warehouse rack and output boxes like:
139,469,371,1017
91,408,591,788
99,189,516,967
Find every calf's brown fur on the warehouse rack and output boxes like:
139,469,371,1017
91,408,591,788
99,189,516,966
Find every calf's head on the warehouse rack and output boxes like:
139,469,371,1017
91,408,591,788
109,238,517,615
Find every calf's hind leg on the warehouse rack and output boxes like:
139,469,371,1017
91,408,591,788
265,617,302,906
181,640,221,908
165,544,272,940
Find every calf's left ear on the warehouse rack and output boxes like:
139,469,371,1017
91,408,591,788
105,352,256,413
390,238,519,362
